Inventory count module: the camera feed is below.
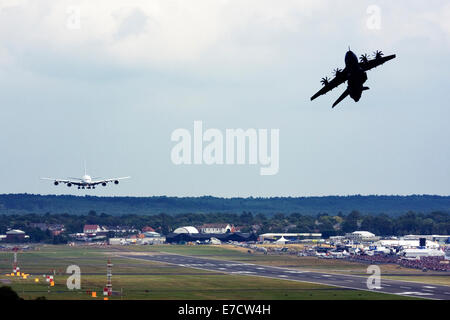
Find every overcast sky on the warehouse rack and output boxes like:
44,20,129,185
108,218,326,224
0,0,449,197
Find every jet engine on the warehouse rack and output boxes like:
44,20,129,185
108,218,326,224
54,181,59,186
114,180,119,185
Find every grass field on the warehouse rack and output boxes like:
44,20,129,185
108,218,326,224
0,244,436,300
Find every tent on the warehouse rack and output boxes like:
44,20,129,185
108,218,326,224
275,236,289,244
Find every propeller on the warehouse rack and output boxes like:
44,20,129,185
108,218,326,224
320,77,330,86
333,68,343,77
359,53,369,63
373,50,384,59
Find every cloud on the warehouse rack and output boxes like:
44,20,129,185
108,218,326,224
0,1,329,71
0,0,449,78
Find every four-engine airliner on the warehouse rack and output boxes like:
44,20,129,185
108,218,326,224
311,49,396,108
42,166,130,189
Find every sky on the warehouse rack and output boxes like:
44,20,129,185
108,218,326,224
0,0,449,197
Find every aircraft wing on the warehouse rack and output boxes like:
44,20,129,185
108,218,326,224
41,178,83,186
360,54,396,72
310,72,348,101
90,176,130,185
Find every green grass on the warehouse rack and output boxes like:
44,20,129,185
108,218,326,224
1,273,417,300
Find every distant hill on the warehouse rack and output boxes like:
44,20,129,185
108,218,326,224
0,194,449,216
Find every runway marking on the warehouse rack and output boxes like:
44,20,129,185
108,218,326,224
398,292,433,296
321,275,331,277
423,286,436,289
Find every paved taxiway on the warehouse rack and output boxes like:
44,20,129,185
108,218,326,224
120,253,450,300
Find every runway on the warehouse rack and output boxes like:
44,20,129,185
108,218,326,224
120,253,450,300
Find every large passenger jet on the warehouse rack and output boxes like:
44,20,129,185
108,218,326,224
42,165,130,189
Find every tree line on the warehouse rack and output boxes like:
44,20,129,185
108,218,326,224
1,194,450,215
0,210,449,243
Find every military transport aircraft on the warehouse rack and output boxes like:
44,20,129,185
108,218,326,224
42,165,130,189
311,49,396,108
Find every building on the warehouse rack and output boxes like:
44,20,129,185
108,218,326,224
142,226,156,233
403,235,450,244
137,231,164,244
173,226,199,234
48,224,65,236
29,223,65,235
105,226,139,234
5,229,28,243
108,231,165,245
345,231,378,242
377,239,440,249
259,233,322,242
198,224,235,234
83,225,102,234
142,231,161,238
166,232,257,244
109,238,126,245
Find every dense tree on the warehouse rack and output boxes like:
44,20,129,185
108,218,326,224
1,194,450,216
0,210,448,241
341,211,361,233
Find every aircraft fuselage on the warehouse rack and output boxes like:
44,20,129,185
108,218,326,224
344,50,368,102
81,174,92,184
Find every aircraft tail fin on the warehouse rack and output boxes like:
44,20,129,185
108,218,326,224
332,89,349,108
